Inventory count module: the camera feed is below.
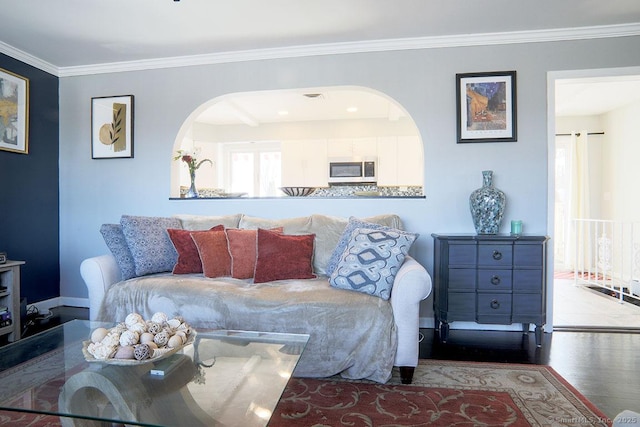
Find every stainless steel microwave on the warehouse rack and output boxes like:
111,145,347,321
328,157,377,184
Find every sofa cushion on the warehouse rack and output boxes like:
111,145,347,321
325,215,404,276
120,215,182,277
168,225,224,274
226,227,283,279
329,227,418,300
190,229,232,278
173,213,242,231
239,215,312,234
100,224,136,280
254,228,316,283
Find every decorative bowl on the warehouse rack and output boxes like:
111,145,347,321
280,187,316,197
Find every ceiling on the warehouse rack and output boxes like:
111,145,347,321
1,0,640,118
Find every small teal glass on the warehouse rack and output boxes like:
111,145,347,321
511,220,523,236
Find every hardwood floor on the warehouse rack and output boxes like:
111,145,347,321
420,327,640,419
2,307,638,420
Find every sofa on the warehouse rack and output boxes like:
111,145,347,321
81,213,432,384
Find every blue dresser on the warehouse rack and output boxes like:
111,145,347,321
432,234,549,346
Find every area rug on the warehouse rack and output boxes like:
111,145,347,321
1,358,611,426
270,360,611,427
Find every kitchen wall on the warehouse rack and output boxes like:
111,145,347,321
59,36,640,327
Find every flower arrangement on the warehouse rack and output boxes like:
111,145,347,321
174,149,213,175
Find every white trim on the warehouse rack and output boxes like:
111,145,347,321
1,23,638,77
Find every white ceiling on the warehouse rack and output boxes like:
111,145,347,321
1,0,640,118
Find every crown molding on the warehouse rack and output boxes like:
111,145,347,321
2,23,639,78
0,41,58,76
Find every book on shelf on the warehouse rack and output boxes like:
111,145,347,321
0,311,11,321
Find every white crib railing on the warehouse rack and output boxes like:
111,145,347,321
572,219,640,303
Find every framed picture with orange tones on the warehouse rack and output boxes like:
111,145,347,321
456,71,517,143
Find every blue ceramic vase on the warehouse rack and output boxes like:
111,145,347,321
469,170,505,234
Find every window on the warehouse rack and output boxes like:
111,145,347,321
224,142,281,197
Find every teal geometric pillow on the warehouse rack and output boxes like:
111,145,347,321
329,227,418,300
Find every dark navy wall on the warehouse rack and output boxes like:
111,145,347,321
0,53,59,304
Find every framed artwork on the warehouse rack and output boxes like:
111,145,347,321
0,68,29,154
456,71,517,143
91,95,134,158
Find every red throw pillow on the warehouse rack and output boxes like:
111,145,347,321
254,228,316,284
190,229,232,278
167,225,224,274
226,227,283,279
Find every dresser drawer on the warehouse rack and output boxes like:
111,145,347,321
513,269,543,292
477,293,512,315
447,292,476,321
478,244,512,267
477,270,512,291
448,268,476,290
448,243,476,265
514,244,544,267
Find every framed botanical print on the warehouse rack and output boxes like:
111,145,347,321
0,68,29,154
91,95,134,158
456,71,517,143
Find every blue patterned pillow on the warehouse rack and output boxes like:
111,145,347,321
100,224,136,280
326,217,400,276
329,227,418,300
120,215,182,276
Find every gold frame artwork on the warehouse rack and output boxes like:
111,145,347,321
0,67,29,154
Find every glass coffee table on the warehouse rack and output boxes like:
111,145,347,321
0,319,309,426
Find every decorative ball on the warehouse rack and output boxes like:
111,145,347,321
128,321,147,335
125,313,144,327
101,332,121,348
140,332,155,344
133,344,151,360
91,327,109,343
119,330,139,347
147,322,163,335
167,335,183,349
151,312,168,325
114,345,135,359
154,330,169,347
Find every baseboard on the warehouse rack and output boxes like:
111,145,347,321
28,297,89,314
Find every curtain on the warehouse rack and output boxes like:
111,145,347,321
564,131,591,271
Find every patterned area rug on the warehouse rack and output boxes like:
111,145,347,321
1,357,610,426
270,360,611,427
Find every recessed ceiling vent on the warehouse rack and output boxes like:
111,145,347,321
303,93,324,99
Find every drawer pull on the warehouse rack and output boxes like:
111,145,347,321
490,275,501,285
492,250,503,261
490,299,500,309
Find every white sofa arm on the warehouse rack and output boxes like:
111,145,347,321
80,254,121,321
391,255,432,382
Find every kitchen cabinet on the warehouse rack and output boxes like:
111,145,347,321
377,136,422,186
281,139,328,187
327,138,377,158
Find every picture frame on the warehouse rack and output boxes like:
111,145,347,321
91,95,134,158
456,71,517,143
0,68,29,154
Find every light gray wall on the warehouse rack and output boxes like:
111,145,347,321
59,36,640,325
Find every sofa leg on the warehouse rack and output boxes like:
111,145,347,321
399,366,415,384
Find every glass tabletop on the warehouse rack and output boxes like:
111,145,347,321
0,319,309,426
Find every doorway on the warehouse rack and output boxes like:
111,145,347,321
549,67,640,330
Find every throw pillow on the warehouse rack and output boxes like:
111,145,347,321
168,225,224,274
329,227,418,300
254,228,316,284
120,215,182,277
100,223,136,280
325,216,403,276
190,229,232,278
226,227,283,279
